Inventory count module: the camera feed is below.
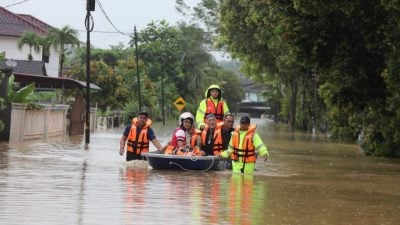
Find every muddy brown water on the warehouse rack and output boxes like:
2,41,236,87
0,118,399,225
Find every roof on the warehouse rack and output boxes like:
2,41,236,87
12,72,101,91
1,59,100,90
17,14,53,31
0,7,48,37
0,59,47,76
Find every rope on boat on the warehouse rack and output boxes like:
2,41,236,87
168,155,215,172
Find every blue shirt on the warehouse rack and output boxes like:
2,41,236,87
123,124,156,140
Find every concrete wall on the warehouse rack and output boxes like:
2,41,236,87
9,103,68,143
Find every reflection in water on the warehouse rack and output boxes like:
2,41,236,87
0,123,399,225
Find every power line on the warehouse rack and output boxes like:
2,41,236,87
95,0,129,37
4,0,31,8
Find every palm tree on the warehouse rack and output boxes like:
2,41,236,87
46,25,80,77
17,32,41,61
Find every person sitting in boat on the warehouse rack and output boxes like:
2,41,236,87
196,84,230,130
221,116,269,174
119,111,163,161
199,113,224,156
164,112,204,156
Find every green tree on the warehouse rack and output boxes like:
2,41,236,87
46,25,80,77
17,31,41,61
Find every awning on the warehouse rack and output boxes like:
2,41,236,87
12,73,101,91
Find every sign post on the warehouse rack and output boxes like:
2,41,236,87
173,96,186,112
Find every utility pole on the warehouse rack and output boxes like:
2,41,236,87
85,0,95,144
161,50,165,126
134,26,141,111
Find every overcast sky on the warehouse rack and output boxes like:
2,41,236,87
2,0,200,49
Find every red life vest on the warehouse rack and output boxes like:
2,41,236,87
204,98,225,122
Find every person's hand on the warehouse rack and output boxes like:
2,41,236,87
260,152,269,161
199,125,205,131
220,151,228,158
200,151,206,156
119,148,124,156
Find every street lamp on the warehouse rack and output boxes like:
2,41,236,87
0,59,17,102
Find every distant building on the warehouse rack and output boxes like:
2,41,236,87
239,72,266,103
0,6,59,76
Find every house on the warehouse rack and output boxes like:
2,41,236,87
0,6,59,76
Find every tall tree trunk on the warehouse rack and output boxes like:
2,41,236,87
288,79,298,129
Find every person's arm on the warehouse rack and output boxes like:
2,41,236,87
253,133,269,161
196,100,206,129
151,139,163,150
223,100,230,114
221,136,234,158
119,136,127,156
119,125,131,156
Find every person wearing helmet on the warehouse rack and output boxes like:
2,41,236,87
164,112,204,156
196,84,230,130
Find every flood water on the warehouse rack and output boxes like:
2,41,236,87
0,118,399,225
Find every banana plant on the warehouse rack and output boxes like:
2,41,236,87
8,74,54,109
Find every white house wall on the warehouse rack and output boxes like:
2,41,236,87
0,35,59,77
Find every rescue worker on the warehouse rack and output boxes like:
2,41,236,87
219,113,235,168
221,116,269,173
200,113,223,156
164,112,204,156
196,84,230,130
220,113,235,150
119,111,163,161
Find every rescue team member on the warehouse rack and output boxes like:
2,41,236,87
200,114,223,156
196,84,230,130
219,113,235,168
163,112,203,156
119,111,163,161
221,116,269,174
219,113,235,151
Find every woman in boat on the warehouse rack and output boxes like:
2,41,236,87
164,112,204,156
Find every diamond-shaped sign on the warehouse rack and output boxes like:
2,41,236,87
173,96,186,111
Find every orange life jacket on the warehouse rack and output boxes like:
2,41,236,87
231,125,257,163
201,125,223,155
165,128,202,155
126,118,151,155
204,98,225,122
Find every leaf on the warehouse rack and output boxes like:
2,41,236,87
9,82,35,103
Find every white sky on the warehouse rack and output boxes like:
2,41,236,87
2,0,200,49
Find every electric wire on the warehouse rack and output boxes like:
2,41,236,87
4,0,31,8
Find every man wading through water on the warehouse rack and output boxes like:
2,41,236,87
119,111,163,161
221,116,269,174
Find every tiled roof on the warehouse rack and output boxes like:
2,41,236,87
17,14,53,31
0,7,48,37
0,59,47,76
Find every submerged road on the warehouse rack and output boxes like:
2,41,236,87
0,118,399,225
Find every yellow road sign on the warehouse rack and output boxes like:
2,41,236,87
173,96,186,111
